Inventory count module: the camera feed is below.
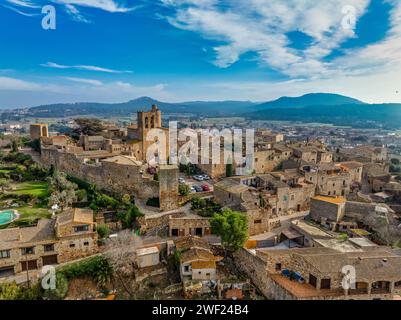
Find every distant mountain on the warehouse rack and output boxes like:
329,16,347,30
4,92,401,129
25,96,256,117
252,93,365,110
248,95,401,129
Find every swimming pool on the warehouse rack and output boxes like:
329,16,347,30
0,210,18,226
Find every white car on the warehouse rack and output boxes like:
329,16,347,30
193,175,204,181
178,177,186,184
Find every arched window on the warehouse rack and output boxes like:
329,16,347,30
145,117,149,128
151,115,155,128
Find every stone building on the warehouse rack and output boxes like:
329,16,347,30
335,146,388,163
235,245,401,300
30,123,48,140
214,174,314,236
55,208,98,263
337,161,363,183
301,163,351,197
310,196,346,224
126,104,169,162
158,165,179,211
174,236,222,281
168,214,211,237
0,208,98,278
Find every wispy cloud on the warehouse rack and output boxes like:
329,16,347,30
64,4,91,23
63,76,103,86
52,0,136,13
3,0,139,21
41,62,133,74
5,0,39,8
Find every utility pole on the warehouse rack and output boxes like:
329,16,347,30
25,253,30,288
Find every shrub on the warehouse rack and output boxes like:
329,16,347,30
0,282,20,300
42,273,68,300
97,224,110,239
179,184,190,196
191,197,207,210
58,256,112,289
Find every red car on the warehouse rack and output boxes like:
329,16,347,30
201,184,210,191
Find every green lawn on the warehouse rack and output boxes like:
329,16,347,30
17,206,52,219
9,181,49,197
0,169,12,174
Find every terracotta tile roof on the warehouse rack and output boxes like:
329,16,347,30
191,260,216,269
312,195,346,204
0,219,56,250
338,161,363,170
180,247,216,263
174,235,210,251
56,208,94,226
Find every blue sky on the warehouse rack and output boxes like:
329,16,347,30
0,0,401,108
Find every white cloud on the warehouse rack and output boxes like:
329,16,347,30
52,0,135,13
161,0,379,78
5,0,39,8
63,77,103,86
41,61,133,73
3,0,137,21
64,4,91,23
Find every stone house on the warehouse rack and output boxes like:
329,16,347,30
235,246,401,300
55,208,98,263
337,161,363,183
0,219,57,277
0,208,98,278
301,163,351,197
174,236,222,281
168,214,211,237
310,196,346,224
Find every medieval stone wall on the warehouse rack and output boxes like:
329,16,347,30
40,148,159,200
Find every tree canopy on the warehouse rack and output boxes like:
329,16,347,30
210,209,248,251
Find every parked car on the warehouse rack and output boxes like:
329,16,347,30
193,175,204,181
193,185,203,192
201,184,210,191
178,177,186,184
201,174,210,180
190,186,196,193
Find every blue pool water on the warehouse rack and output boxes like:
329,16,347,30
0,210,17,225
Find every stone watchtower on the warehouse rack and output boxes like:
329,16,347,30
159,165,179,212
30,123,49,141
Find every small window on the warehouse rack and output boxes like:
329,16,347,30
275,263,282,271
43,244,54,252
21,247,35,255
74,225,89,233
254,219,262,224
0,250,10,259
84,241,89,246
69,243,75,248
184,265,189,272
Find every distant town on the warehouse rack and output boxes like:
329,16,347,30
0,102,401,300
